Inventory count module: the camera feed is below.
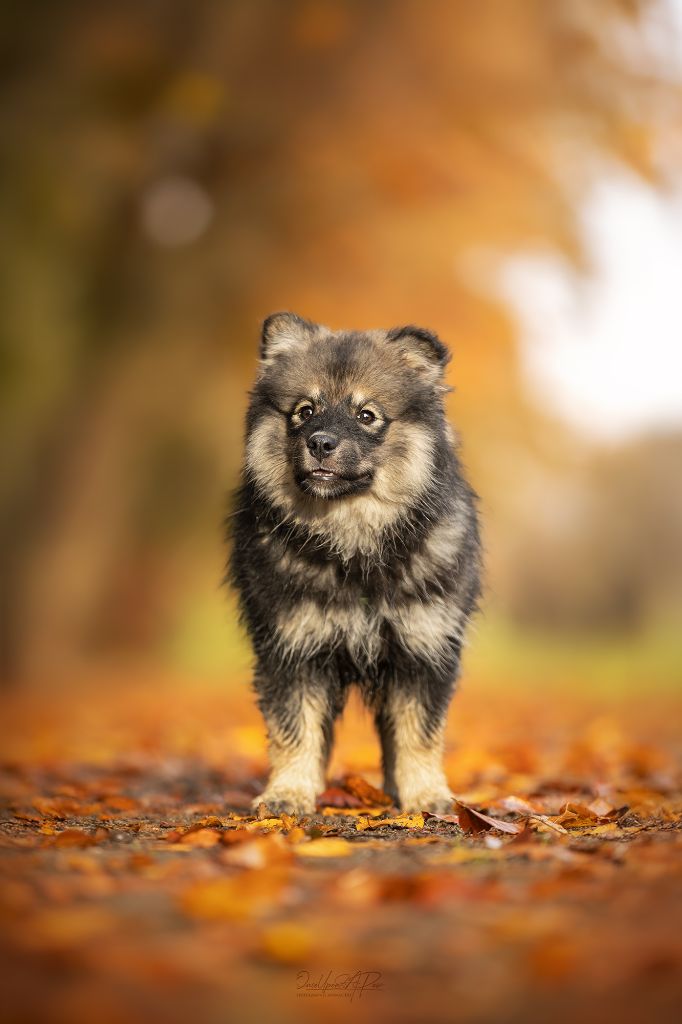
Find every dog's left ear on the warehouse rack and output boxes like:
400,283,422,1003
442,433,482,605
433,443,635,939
386,325,451,385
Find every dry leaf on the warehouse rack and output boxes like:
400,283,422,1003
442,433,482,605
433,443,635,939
44,828,109,848
176,827,222,848
316,786,363,808
341,774,393,806
363,813,425,830
428,803,521,835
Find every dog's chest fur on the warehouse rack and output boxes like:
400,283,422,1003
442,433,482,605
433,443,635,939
256,509,469,670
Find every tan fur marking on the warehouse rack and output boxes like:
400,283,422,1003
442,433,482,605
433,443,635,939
373,422,435,507
275,549,336,587
276,599,382,665
245,414,290,501
386,691,453,812
423,513,468,564
406,517,467,592
257,689,328,813
385,596,464,665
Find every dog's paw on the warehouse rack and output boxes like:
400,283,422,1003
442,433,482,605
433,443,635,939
399,790,454,815
252,788,317,816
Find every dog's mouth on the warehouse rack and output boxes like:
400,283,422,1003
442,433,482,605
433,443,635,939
306,467,372,483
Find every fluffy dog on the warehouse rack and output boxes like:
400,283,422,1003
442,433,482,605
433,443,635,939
228,313,481,814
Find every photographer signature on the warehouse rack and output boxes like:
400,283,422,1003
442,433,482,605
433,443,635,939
296,969,384,1000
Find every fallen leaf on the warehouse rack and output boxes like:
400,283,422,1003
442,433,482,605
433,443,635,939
554,802,619,828
428,803,521,835
342,774,393,806
32,797,81,819
242,818,284,833
317,786,363,808
528,814,570,835
44,827,109,848
164,821,223,843
587,797,615,818
221,828,260,845
363,813,425,830
284,826,307,844
569,822,631,838
459,804,522,835
176,827,222,848
219,833,294,868
499,795,541,814
104,795,139,811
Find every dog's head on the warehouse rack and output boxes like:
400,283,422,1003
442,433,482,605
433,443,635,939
245,312,452,510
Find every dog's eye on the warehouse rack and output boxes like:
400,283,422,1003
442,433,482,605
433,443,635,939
357,409,376,425
297,404,314,421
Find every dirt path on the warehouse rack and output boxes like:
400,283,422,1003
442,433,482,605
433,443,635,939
1,679,681,1024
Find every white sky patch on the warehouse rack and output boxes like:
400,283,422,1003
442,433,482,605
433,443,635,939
499,179,682,442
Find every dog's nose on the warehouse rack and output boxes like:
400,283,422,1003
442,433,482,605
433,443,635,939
307,431,339,459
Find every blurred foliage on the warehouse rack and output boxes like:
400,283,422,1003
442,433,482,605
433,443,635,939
0,0,681,681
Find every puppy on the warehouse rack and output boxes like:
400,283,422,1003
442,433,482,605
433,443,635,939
228,313,481,814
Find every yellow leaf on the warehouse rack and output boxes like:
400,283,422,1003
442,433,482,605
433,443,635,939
243,818,284,832
528,815,569,835
364,813,425,830
570,822,623,838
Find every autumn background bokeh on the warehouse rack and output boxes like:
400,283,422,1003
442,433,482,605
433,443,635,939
2,6,682,1024
2,0,682,693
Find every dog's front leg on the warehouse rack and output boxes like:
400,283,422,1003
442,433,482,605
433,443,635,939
376,687,454,814
253,682,331,816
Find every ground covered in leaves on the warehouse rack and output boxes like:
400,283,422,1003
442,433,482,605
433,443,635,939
1,676,681,1024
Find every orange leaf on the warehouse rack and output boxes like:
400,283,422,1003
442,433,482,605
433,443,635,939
317,786,363,808
176,827,222,848
363,813,425,830
45,827,109,848
342,774,393,807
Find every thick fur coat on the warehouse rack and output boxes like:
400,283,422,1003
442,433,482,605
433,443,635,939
228,313,481,814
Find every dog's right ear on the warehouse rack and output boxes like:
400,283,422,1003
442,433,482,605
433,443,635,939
260,312,321,364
